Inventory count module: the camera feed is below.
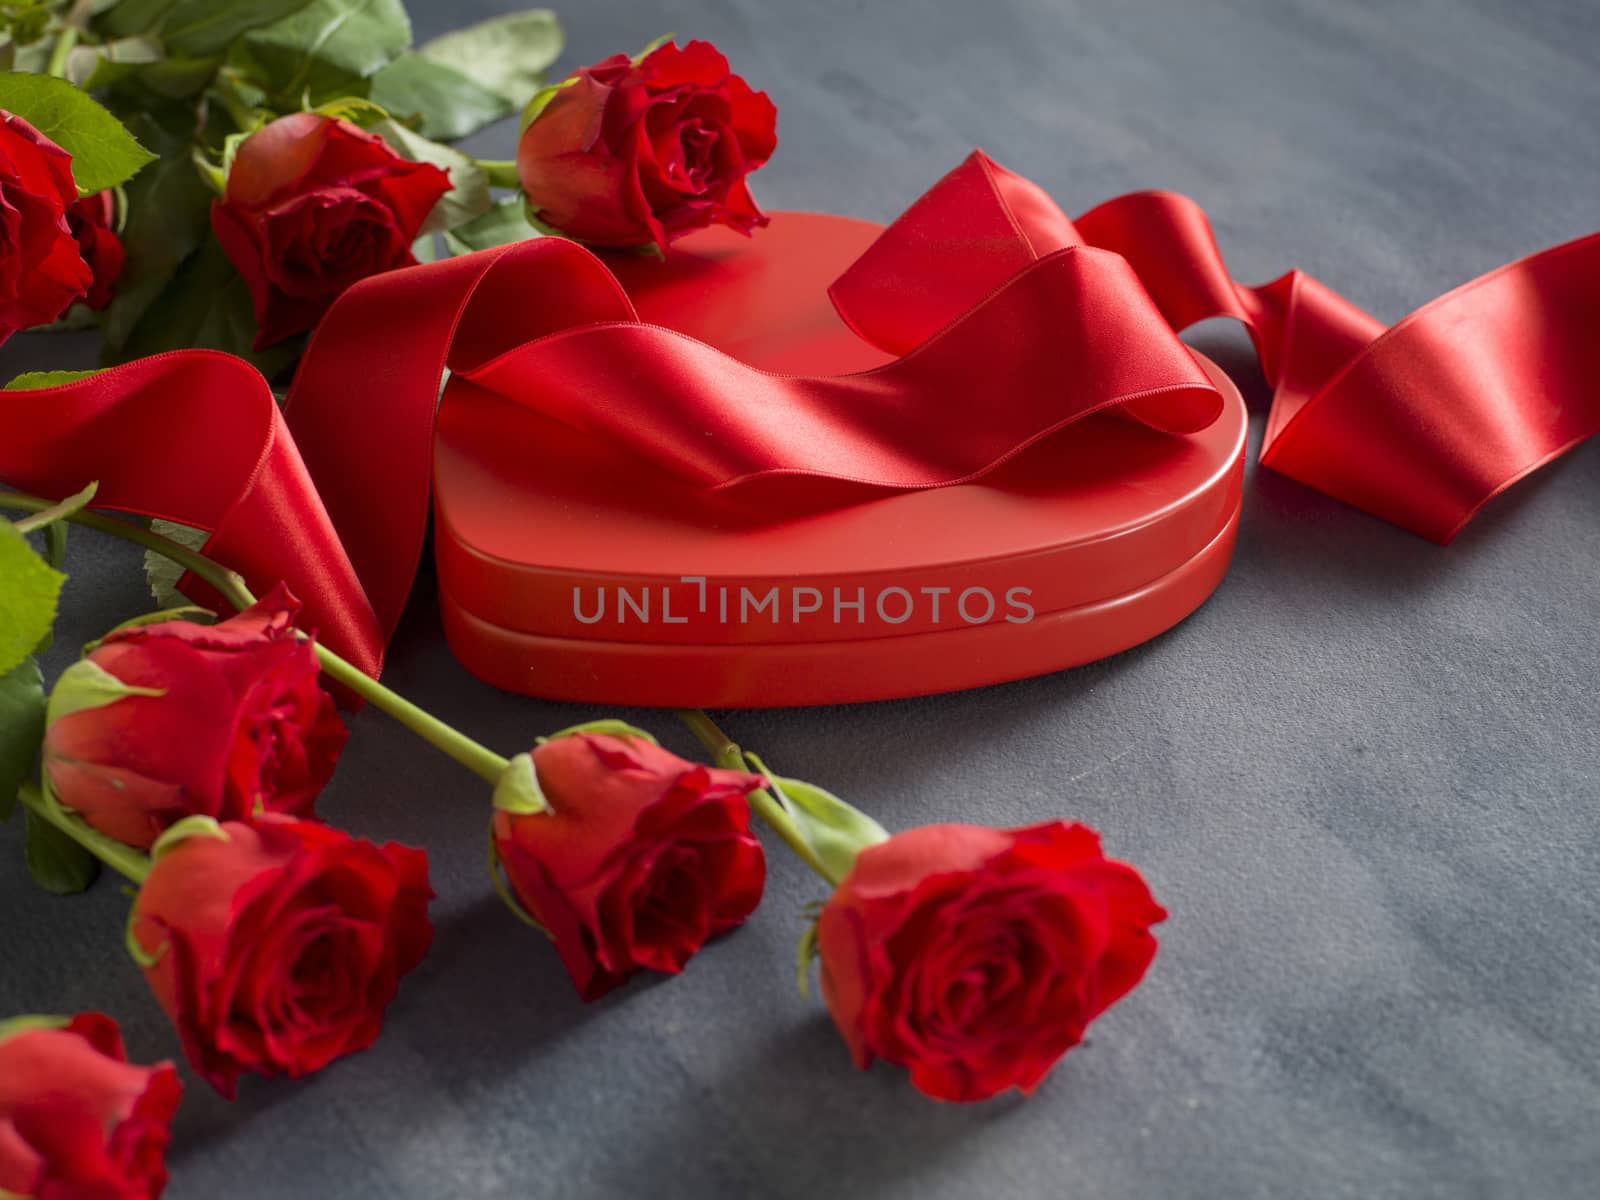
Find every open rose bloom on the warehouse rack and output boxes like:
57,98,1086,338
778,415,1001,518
816,821,1167,1102
65,191,125,311
492,733,767,1000
42,585,347,850
0,110,94,344
0,1012,180,1199
211,113,451,347
517,39,777,252
131,815,433,1098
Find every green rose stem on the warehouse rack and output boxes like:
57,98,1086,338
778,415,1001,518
45,27,79,79
45,0,95,79
14,782,150,884
475,160,522,190
675,708,844,885
209,68,263,137
0,493,510,786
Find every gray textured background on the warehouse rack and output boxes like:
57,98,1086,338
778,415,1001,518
3,1,1598,1196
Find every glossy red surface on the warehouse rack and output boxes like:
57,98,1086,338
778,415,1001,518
434,212,1247,704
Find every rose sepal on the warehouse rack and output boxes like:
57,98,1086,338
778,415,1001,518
0,1014,71,1045
127,816,231,970
149,814,231,859
82,605,216,655
630,34,675,65
538,718,659,746
743,752,889,886
517,76,577,136
490,752,547,816
44,657,164,727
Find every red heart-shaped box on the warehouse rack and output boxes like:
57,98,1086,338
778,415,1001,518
433,212,1246,706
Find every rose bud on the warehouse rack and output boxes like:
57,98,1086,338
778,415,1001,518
517,38,777,253
0,1011,181,1199
130,815,434,1098
0,110,94,344
65,191,126,311
815,821,1167,1102
42,584,348,850
211,113,452,348
490,732,767,1000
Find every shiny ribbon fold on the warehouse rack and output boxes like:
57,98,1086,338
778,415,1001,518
1,151,1595,680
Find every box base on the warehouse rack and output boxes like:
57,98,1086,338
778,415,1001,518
439,504,1239,707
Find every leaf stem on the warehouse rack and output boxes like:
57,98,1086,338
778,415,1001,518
0,492,512,786
675,709,841,884
16,783,150,884
475,159,522,189
45,25,78,79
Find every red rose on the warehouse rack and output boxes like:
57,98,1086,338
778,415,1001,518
130,815,433,1098
517,39,777,252
491,733,766,1000
0,110,92,344
211,113,452,348
0,1012,180,1199
65,191,125,311
43,584,348,850
815,821,1167,1102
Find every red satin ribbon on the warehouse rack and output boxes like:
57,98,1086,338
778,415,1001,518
832,153,1600,544
1,152,1595,678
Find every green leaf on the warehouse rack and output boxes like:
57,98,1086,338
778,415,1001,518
5,35,51,75
99,137,214,356
92,0,179,40
443,197,540,255
416,10,562,106
0,658,46,825
85,52,219,104
368,52,513,141
370,117,489,235
0,522,65,678
5,370,101,390
0,73,156,194
95,0,320,59
745,753,890,886
227,0,412,110
5,484,94,598
65,35,162,89
115,236,301,379
143,519,210,608
24,808,100,895
2,2,51,48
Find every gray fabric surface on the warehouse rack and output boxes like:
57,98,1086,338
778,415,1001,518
3,1,1598,1196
